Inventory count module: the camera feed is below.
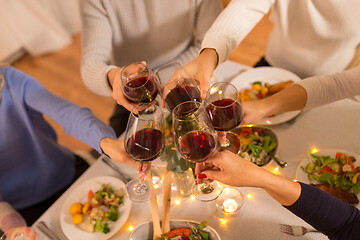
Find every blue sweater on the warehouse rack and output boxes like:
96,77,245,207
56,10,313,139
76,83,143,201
285,182,360,240
0,66,116,209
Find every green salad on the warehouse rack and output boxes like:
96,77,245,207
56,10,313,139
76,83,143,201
160,221,210,240
235,127,277,166
301,152,360,194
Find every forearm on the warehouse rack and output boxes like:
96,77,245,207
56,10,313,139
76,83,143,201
284,183,360,239
201,0,273,64
80,0,116,96
297,65,360,110
262,84,307,117
257,170,301,206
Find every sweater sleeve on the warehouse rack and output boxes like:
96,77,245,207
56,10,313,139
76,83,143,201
201,0,274,64
80,0,117,97
171,0,223,66
296,66,360,110
284,182,360,239
11,67,117,153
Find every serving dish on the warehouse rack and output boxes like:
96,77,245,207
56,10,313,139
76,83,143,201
129,220,221,240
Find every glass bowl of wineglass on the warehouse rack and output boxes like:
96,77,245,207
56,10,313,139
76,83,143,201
172,101,222,202
121,62,159,105
205,82,243,154
154,62,201,113
124,104,165,202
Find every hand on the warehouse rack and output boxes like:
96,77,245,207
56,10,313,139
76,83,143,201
100,138,150,180
196,150,269,188
184,48,218,98
107,67,137,112
241,100,268,125
2,227,38,240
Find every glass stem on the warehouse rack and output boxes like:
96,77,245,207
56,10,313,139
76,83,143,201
218,131,230,147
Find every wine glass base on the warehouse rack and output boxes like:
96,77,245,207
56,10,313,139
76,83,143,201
220,132,241,154
126,179,151,202
193,181,223,202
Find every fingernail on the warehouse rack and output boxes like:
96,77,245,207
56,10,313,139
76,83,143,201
197,174,207,179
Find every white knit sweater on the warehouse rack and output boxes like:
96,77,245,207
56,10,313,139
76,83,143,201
202,0,360,78
298,66,360,110
80,0,222,96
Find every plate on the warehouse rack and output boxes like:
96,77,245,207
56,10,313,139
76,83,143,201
60,176,132,240
230,67,302,125
295,148,360,208
129,220,221,240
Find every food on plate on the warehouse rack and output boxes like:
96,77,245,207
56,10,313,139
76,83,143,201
310,184,359,205
68,183,125,233
301,152,360,204
160,221,210,240
234,127,277,166
239,80,294,101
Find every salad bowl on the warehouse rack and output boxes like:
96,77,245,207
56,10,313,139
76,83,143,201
232,125,286,167
129,220,221,240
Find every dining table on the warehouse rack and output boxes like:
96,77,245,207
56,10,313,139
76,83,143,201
33,60,360,240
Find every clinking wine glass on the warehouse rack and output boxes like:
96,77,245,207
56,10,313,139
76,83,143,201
172,101,222,201
124,104,165,202
205,82,243,154
154,62,201,112
121,62,159,105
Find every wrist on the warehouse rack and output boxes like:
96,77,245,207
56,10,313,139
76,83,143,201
199,48,219,70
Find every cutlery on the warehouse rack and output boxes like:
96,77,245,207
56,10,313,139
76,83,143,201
101,157,132,183
37,221,61,240
280,224,319,236
271,155,287,168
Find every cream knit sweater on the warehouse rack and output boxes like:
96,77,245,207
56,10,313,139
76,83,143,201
80,0,222,96
202,0,360,78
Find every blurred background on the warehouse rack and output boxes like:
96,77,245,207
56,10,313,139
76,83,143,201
1,0,273,153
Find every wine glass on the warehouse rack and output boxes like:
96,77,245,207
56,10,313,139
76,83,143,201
205,82,243,154
124,104,165,201
121,62,159,105
154,62,201,112
172,101,222,201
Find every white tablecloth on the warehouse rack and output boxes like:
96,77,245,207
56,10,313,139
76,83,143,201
33,61,360,240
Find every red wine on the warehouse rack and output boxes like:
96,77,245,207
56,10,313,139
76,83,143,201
178,130,216,162
124,76,158,104
126,128,164,161
164,84,201,112
206,98,242,131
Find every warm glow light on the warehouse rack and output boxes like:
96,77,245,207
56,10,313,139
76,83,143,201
190,195,196,200
152,176,161,190
266,120,271,124
218,90,223,95
128,226,134,231
246,194,252,199
293,179,298,182
223,199,238,213
312,147,319,154
175,200,181,205
274,167,279,172
157,199,160,204
219,218,226,224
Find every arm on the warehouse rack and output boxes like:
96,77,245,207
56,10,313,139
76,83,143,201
185,0,274,95
198,151,360,239
242,65,360,124
80,0,116,97
10,67,117,153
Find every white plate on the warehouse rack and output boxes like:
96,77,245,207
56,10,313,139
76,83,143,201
129,220,221,240
60,176,131,240
295,148,360,208
230,67,302,125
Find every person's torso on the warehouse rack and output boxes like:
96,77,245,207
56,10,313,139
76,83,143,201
266,0,360,78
